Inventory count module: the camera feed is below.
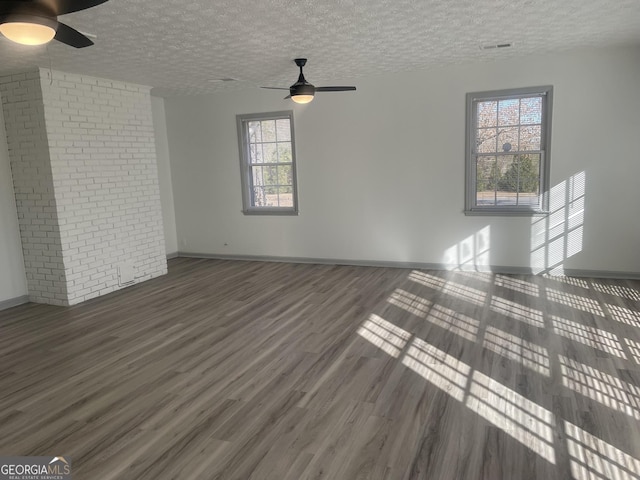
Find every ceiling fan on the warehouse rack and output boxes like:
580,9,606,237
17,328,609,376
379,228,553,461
262,58,356,104
0,0,109,48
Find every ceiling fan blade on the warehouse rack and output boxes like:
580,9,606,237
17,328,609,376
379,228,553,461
54,21,93,47
284,95,291,99
261,87,290,91
315,86,356,92
50,0,109,15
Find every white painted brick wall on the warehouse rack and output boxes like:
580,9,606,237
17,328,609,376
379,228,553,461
0,68,167,306
0,71,68,305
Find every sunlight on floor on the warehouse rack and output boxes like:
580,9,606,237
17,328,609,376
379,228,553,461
425,304,479,342
551,315,627,359
494,274,540,297
369,318,558,464
592,283,640,302
387,289,432,317
490,296,545,327
542,274,590,289
606,304,640,328
409,271,446,290
559,355,640,420
355,267,640,472
624,338,640,364
546,288,605,316
402,337,470,402
409,271,486,306
483,326,550,376
357,314,410,358
565,421,640,480
466,370,556,464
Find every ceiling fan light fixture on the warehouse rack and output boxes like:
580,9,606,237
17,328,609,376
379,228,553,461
290,82,315,104
291,94,314,104
0,15,57,46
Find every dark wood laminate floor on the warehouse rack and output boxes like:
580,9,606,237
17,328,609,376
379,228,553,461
1,258,640,479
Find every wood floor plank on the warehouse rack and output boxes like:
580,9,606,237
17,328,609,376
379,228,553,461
1,257,639,479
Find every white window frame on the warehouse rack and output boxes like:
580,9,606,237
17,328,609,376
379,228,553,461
236,111,299,215
465,86,553,216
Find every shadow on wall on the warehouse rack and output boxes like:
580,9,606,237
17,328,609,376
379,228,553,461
441,171,585,273
531,171,586,274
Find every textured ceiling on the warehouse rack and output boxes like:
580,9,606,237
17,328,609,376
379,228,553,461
0,0,639,96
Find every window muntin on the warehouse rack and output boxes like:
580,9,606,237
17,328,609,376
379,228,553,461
466,86,552,215
237,111,298,215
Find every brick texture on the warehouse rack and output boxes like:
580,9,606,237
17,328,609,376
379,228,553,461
0,69,167,306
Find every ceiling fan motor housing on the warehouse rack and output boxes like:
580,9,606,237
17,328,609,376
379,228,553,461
0,1,57,22
290,83,315,97
0,12,59,30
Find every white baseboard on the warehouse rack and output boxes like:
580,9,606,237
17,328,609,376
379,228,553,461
0,295,29,311
175,252,640,280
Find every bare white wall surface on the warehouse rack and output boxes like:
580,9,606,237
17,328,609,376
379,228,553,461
0,98,27,304
164,46,640,275
151,96,178,255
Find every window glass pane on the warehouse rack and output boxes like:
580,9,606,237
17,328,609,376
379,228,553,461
252,186,266,206
261,120,276,142
279,165,293,185
263,165,278,185
248,121,262,143
477,101,497,128
476,156,497,206
264,187,279,207
477,128,497,153
520,97,542,125
249,144,263,164
517,154,541,206
263,143,278,163
277,143,292,163
277,186,294,207
493,154,542,207
251,166,265,187
496,155,518,205
520,125,542,151
276,119,291,141
498,127,519,153
498,99,519,126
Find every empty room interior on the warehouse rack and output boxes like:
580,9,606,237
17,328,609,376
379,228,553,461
1,0,639,479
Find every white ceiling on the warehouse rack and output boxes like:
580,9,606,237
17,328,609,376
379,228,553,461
1,0,639,96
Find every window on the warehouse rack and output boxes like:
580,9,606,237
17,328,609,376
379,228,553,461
465,86,553,215
237,111,299,215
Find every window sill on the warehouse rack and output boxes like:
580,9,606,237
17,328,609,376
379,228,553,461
464,209,549,217
242,209,299,216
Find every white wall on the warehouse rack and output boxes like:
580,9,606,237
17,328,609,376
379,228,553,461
151,96,178,255
0,99,27,303
163,46,640,275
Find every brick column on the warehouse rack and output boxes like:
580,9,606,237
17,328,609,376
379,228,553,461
0,69,167,306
